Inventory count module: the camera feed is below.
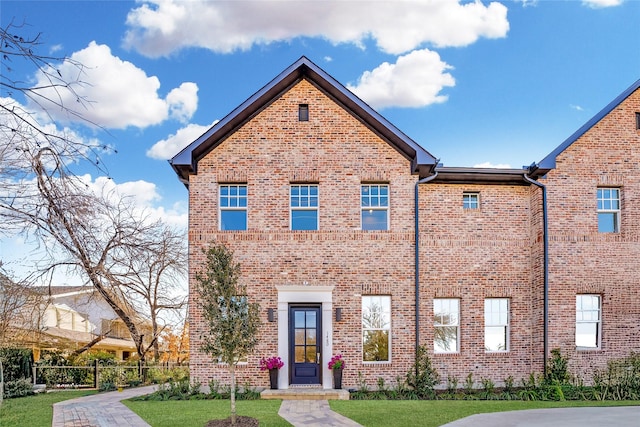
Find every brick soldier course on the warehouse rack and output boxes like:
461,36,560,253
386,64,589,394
171,56,640,391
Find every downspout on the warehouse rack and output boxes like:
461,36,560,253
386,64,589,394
415,171,438,368
523,173,549,376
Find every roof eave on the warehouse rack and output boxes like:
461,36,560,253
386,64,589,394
169,56,438,185
432,166,530,185
531,79,640,178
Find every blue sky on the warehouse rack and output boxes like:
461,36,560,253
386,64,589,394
1,0,639,280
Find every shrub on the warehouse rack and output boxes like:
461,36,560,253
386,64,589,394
405,345,439,399
546,348,571,385
3,378,34,398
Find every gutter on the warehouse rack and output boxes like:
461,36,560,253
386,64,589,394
523,173,549,376
414,171,438,369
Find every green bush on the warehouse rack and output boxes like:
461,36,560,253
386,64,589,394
405,345,439,399
3,378,34,399
0,348,33,382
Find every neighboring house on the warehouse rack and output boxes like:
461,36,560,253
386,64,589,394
30,286,143,361
171,56,640,390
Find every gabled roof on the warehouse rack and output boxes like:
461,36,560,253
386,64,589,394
170,56,438,187
530,79,640,178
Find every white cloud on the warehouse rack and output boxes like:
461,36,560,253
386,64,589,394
570,104,584,111
167,82,199,123
582,0,623,8
124,0,509,57
473,161,513,169
347,49,455,109
147,120,218,160
30,42,198,129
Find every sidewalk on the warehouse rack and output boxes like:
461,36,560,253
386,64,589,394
52,385,158,427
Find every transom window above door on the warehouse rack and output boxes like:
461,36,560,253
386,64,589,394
290,185,319,230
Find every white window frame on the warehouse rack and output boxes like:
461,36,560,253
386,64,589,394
361,184,389,230
362,295,391,363
597,187,620,233
434,298,460,353
463,192,479,209
576,294,601,349
219,184,247,231
484,298,509,352
290,184,319,230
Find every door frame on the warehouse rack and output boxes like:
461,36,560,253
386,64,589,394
289,304,322,385
276,285,334,389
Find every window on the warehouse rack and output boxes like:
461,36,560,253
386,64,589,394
299,104,309,121
434,298,459,353
576,295,601,349
361,184,389,230
290,185,318,230
362,296,391,362
597,188,620,233
636,112,640,130
485,299,509,352
220,185,247,230
463,192,479,209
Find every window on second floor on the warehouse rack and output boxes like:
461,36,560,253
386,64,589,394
290,184,318,230
220,185,247,231
463,192,479,209
361,184,389,230
597,187,620,233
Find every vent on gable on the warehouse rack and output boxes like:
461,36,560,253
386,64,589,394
299,104,309,121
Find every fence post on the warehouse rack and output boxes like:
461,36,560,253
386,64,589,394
94,359,99,389
1,359,4,406
32,364,36,386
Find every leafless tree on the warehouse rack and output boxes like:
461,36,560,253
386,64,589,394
0,21,184,362
0,271,46,349
114,223,188,361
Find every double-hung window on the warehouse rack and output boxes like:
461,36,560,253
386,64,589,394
361,184,389,230
597,188,620,233
362,296,391,362
290,185,318,230
576,295,601,349
219,185,247,230
485,298,509,352
434,298,459,353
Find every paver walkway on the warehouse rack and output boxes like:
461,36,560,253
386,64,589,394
278,400,363,427
51,386,361,427
52,385,158,427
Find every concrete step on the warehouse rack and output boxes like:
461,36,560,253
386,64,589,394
261,388,350,400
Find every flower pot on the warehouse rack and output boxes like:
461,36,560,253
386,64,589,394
269,368,278,390
332,368,343,390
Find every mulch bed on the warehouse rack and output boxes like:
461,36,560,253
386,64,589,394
204,416,260,427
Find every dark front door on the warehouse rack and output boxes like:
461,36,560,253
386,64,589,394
289,305,321,385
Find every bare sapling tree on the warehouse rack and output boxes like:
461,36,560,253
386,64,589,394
196,243,261,425
114,223,187,361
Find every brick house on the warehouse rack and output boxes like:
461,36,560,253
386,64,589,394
171,56,640,390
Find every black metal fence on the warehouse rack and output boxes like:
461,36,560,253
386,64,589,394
33,361,188,389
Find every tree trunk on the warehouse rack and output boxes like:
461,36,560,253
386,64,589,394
230,363,236,425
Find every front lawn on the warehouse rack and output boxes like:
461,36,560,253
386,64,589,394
330,400,640,427
123,399,291,427
0,390,97,427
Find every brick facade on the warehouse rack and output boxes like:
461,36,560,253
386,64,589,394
172,57,640,390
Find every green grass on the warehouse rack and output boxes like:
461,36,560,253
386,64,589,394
3,391,639,427
330,399,640,427
0,390,97,427
123,399,292,427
